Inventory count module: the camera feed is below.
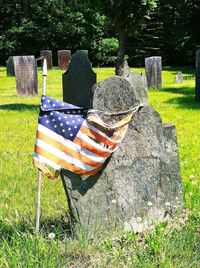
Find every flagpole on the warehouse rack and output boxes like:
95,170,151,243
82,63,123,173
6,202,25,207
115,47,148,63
35,58,47,234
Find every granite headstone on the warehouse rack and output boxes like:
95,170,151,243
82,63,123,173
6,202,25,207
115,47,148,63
62,50,96,108
13,55,38,96
58,50,71,70
195,49,200,102
145,56,162,88
61,76,182,235
123,61,148,105
40,50,53,69
6,56,15,76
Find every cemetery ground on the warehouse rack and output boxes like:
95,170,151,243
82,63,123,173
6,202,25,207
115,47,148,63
0,66,199,267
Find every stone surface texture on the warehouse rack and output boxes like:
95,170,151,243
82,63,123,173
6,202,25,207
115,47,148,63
58,50,71,70
195,49,200,102
61,76,182,235
123,62,148,105
62,50,96,108
13,55,38,96
145,56,162,88
6,56,15,76
40,50,53,69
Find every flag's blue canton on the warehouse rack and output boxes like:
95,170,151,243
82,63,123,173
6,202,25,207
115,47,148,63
38,95,87,142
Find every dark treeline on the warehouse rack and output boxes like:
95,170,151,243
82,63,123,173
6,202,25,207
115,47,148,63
0,0,199,66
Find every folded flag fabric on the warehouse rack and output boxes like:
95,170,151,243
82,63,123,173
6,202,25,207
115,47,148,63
33,95,139,179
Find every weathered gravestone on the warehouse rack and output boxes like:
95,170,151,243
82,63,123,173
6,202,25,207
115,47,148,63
123,61,148,105
195,49,200,102
58,50,71,70
175,72,183,84
13,56,38,96
40,50,53,69
62,50,96,107
145,56,162,88
61,76,182,235
6,56,15,76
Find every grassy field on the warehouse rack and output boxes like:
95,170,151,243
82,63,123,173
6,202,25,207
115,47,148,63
0,66,199,267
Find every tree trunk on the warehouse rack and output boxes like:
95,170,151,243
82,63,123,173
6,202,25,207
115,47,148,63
115,30,126,76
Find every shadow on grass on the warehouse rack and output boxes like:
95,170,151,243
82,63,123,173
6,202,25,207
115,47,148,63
0,103,39,111
158,85,200,109
163,66,195,75
164,95,200,110
0,216,72,241
161,86,194,96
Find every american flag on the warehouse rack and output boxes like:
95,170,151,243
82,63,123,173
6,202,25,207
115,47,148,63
33,95,136,179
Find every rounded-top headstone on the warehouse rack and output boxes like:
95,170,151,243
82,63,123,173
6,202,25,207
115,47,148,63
93,76,139,113
62,50,96,108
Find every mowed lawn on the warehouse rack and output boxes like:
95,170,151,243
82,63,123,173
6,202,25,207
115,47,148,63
0,66,199,267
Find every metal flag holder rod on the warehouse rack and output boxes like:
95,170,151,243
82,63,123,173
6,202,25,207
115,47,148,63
35,57,47,234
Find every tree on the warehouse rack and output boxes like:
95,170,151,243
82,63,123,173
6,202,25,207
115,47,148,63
0,0,107,65
89,0,157,75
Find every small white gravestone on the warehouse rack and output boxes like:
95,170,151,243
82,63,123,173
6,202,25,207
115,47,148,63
175,72,183,84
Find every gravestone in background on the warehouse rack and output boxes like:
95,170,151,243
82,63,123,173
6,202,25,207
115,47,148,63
6,56,15,77
145,56,162,88
61,76,182,235
195,49,200,102
175,72,183,84
62,50,96,108
77,50,88,55
123,61,148,105
40,50,53,69
13,56,38,96
58,50,71,70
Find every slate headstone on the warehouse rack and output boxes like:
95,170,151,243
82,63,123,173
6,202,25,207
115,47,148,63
58,50,71,70
123,61,148,105
195,49,200,102
61,76,182,235
6,56,15,76
175,71,183,84
13,55,38,96
145,56,162,88
77,50,88,55
62,50,96,107
40,50,53,69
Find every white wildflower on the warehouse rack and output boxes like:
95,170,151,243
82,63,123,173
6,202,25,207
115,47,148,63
48,232,55,239
147,202,152,207
190,175,195,180
136,217,142,223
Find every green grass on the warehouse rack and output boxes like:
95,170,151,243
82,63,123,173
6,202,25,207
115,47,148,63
0,66,199,267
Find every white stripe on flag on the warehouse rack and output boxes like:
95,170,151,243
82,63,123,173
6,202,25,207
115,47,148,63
76,131,113,153
83,120,118,143
33,153,61,170
37,124,106,163
36,138,94,171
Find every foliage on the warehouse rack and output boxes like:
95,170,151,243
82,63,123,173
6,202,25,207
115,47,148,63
0,66,199,266
94,38,118,66
127,0,200,66
0,0,107,65
89,0,157,74
0,0,200,66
